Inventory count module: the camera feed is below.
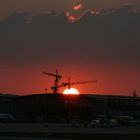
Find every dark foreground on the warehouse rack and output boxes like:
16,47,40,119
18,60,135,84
0,134,140,140
0,123,140,140
0,132,140,140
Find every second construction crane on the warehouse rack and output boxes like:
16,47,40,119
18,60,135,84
62,76,97,89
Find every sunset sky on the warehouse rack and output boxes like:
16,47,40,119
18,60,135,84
0,0,140,95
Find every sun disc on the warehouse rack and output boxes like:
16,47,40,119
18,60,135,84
63,88,79,95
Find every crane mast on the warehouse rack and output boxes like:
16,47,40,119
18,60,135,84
42,69,62,94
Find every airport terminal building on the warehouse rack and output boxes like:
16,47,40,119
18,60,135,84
0,93,140,123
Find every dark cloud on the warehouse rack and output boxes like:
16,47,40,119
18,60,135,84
0,5,140,66
0,0,140,19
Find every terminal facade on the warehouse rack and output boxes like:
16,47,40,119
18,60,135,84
0,94,140,123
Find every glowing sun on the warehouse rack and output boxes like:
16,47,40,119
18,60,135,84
63,88,80,95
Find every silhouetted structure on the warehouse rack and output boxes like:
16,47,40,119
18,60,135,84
133,90,138,97
0,93,140,123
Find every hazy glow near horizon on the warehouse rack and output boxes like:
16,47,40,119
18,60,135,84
63,88,80,95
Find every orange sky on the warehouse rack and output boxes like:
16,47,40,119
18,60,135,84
0,64,140,96
0,1,140,96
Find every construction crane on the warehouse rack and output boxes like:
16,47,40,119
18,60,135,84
42,70,97,94
62,76,98,89
42,69,62,94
